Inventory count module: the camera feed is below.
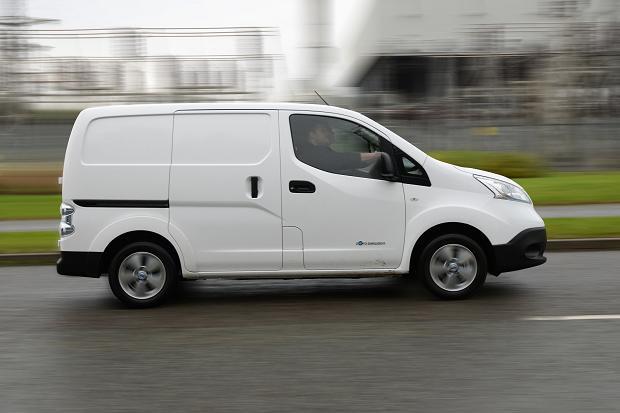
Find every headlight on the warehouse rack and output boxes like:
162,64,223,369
474,175,531,204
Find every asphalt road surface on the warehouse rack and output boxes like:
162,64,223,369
2,252,620,412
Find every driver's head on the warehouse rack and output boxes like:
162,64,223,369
307,121,334,146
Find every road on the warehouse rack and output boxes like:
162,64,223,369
1,252,620,412
0,219,59,232
2,204,620,233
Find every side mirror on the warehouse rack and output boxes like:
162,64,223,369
379,152,397,181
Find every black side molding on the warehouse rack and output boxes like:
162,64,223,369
73,199,169,208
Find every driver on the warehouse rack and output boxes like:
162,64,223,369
298,120,381,173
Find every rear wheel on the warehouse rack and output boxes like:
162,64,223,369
108,242,176,308
418,234,487,299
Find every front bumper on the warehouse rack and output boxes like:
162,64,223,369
56,251,102,278
490,227,547,275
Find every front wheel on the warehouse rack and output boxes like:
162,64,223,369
108,242,176,308
417,234,487,299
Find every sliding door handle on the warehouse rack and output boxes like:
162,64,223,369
250,176,259,198
289,180,315,193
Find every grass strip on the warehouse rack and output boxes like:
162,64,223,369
0,231,58,253
0,194,61,220
543,216,620,239
516,172,620,205
1,172,619,221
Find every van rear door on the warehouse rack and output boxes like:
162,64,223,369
169,110,282,272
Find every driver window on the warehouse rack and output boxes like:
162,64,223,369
289,114,390,179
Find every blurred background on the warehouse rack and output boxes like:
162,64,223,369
0,0,619,245
2,4,620,410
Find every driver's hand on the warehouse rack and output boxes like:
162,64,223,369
360,152,381,162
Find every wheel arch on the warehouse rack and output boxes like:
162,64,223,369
409,222,495,275
100,230,183,277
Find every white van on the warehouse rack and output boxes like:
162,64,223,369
57,103,546,307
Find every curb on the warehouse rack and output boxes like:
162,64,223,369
0,239,619,267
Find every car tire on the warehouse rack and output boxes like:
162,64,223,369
108,242,177,308
417,234,487,299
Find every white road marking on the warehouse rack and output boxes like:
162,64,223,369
524,314,620,321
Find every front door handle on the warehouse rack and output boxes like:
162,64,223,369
289,180,315,193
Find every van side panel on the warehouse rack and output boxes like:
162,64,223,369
63,114,173,201
168,110,283,273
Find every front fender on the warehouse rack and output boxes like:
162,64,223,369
400,201,543,270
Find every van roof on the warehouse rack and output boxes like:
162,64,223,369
78,102,361,118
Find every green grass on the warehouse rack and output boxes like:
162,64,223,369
0,172,618,221
1,217,619,254
0,194,60,220
516,172,620,206
543,217,620,239
0,231,58,253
